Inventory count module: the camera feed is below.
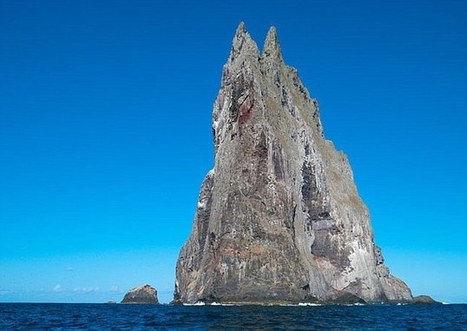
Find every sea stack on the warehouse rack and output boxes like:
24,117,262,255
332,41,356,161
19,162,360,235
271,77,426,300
175,23,413,304
121,284,159,304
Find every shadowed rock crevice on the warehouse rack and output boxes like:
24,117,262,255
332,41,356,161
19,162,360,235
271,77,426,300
175,23,413,304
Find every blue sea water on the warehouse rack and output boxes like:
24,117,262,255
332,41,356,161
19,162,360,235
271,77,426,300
0,303,466,330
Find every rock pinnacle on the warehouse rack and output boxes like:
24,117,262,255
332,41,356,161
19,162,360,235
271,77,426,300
230,22,259,62
262,26,283,62
175,24,413,305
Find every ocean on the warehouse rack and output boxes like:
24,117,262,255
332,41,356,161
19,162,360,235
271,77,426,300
0,303,466,330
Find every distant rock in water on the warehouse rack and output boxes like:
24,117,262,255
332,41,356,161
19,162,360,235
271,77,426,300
413,295,441,305
121,284,159,304
175,22,413,304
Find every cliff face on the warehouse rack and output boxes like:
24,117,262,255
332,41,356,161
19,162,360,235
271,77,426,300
175,23,412,304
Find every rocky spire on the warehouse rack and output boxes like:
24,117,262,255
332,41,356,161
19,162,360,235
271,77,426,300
229,22,259,63
175,23,413,305
262,26,283,63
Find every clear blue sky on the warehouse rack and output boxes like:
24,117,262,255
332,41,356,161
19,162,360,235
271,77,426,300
1,0,466,304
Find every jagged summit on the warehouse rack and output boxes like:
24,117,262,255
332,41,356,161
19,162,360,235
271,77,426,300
175,23,413,304
230,22,259,62
262,26,283,62
230,23,283,64
235,21,247,37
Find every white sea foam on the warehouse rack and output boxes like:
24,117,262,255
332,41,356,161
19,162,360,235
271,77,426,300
183,301,206,306
298,302,322,306
183,301,239,306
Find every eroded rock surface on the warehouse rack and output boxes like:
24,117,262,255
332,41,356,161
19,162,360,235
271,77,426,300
121,284,159,304
175,23,413,304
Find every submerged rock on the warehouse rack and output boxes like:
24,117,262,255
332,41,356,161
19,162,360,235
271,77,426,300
121,284,159,304
175,22,413,304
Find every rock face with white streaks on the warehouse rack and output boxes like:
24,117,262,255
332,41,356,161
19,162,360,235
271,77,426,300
174,23,413,304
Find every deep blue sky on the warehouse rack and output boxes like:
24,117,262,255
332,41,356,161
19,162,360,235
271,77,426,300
1,0,466,304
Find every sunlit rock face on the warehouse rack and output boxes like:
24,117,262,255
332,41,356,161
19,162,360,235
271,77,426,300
174,23,412,304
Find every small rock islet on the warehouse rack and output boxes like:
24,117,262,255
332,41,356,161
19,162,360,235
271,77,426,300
121,284,159,304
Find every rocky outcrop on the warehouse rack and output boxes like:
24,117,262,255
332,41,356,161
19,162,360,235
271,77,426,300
413,295,441,304
175,23,413,304
121,284,159,304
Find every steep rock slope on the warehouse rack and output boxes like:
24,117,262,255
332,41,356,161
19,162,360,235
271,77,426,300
175,23,412,304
